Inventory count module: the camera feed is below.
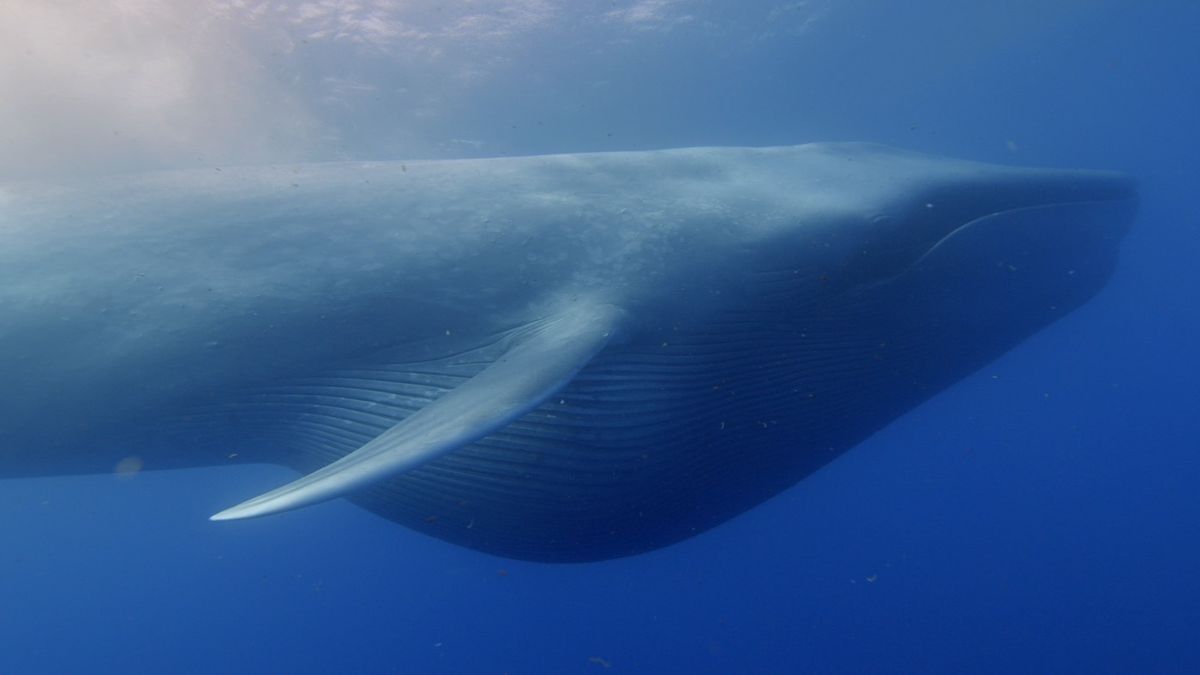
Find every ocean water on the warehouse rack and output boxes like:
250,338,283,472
1,1,1197,673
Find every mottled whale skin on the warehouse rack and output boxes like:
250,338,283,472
0,144,1134,561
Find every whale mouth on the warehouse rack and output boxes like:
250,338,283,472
914,194,1137,272
875,192,1138,348
911,169,1137,266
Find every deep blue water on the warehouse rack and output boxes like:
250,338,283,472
2,2,1197,673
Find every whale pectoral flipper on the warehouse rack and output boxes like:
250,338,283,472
210,302,624,521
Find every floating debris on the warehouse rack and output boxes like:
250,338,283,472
113,456,143,478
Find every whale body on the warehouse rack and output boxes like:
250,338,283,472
0,144,1135,561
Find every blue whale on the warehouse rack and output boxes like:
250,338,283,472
0,144,1135,561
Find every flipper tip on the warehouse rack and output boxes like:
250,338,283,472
209,506,250,522
209,477,336,522
209,496,284,521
